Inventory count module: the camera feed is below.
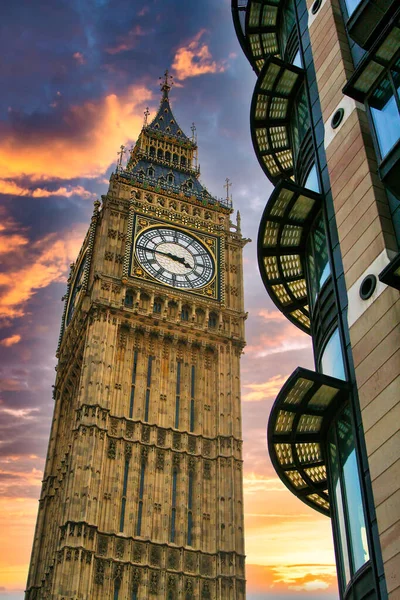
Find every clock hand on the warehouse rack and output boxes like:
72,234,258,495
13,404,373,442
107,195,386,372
136,245,193,269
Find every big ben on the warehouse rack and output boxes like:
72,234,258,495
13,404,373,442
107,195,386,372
26,72,247,600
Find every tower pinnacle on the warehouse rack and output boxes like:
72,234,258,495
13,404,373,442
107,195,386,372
159,68,174,97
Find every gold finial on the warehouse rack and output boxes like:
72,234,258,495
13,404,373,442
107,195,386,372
224,177,232,201
159,69,174,95
143,106,150,126
117,144,126,168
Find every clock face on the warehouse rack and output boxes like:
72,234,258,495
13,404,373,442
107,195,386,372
135,226,215,289
66,254,87,326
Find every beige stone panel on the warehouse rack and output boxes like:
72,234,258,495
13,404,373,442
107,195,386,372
326,107,360,159
376,489,400,536
344,235,392,288
369,431,400,482
373,459,400,508
365,402,400,456
381,520,400,565
331,159,373,215
362,376,400,434
355,324,400,389
384,552,400,596
350,287,398,348
352,299,400,368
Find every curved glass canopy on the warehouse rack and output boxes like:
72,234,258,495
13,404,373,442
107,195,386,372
251,57,303,183
257,180,321,333
267,367,350,516
231,0,282,74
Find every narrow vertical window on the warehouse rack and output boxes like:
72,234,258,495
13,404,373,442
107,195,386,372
119,459,130,532
170,469,178,542
136,461,145,536
114,579,121,600
187,470,194,546
175,361,181,428
144,356,153,422
190,365,195,432
132,590,138,600
129,350,138,419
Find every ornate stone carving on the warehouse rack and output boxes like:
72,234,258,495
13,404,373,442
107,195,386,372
125,443,132,460
113,563,123,581
157,429,166,446
168,548,180,570
115,539,125,559
203,461,211,480
94,558,105,585
133,543,142,563
203,440,211,456
156,450,164,471
202,581,211,598
188,436,196,453
201,555,212,576
110,418,118,436
126,422,134,439
97,535,108,556
142,425,150,443
150,546,161,566
108,439,116,459
149,571,159,594
185,552,196,572
173,454,180,469
172,432,181,449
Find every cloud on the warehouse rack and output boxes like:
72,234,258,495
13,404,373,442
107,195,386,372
0,209,86,322
242,374,288,402
0,84,152,181
0,179,96,199
0,335,21,347
172,29,227,81
243,472,286,495
73,51,85,64
246,563,338,596
245,309,310,358
106,25,147,55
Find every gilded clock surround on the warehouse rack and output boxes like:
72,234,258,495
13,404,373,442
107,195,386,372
26,74,248,600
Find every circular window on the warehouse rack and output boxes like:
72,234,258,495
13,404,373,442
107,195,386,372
311,0,322,14
359,274,377,300
331,108,345,130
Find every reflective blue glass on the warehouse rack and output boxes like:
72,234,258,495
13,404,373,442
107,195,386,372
338,410,370,572
292,49,302,69
344,0,362,16
321,329,345,380
329,434,351,586
370,74,400,158
306,213,330,306
304,164,320,193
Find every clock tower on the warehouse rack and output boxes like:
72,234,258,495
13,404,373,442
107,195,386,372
26,73,248,600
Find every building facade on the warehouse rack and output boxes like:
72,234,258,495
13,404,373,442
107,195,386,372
232,1,399,598
26,75,247,599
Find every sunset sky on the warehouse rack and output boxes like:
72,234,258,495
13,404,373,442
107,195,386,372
0,1,338,598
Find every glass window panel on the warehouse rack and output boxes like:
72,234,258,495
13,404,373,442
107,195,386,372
306,213,330,306
329,432,351,586
370,74,400,158
321,329,345,381
338,409,370,572
292,49,302,69
344,0,362,17
304,164,320,193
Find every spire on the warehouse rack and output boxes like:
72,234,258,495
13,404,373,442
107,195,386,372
159,69,174,98
146,69,189,141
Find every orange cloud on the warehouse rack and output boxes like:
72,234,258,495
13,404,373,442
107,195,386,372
106,25,147,55
0,334,21,347
172,29,227,80
242,374,288,402
246,563,338,595
73,51,85,64
0,84,153,181
0,180,96,199
0,218,86,322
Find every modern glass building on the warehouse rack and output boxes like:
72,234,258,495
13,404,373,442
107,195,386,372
232,1,399,598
